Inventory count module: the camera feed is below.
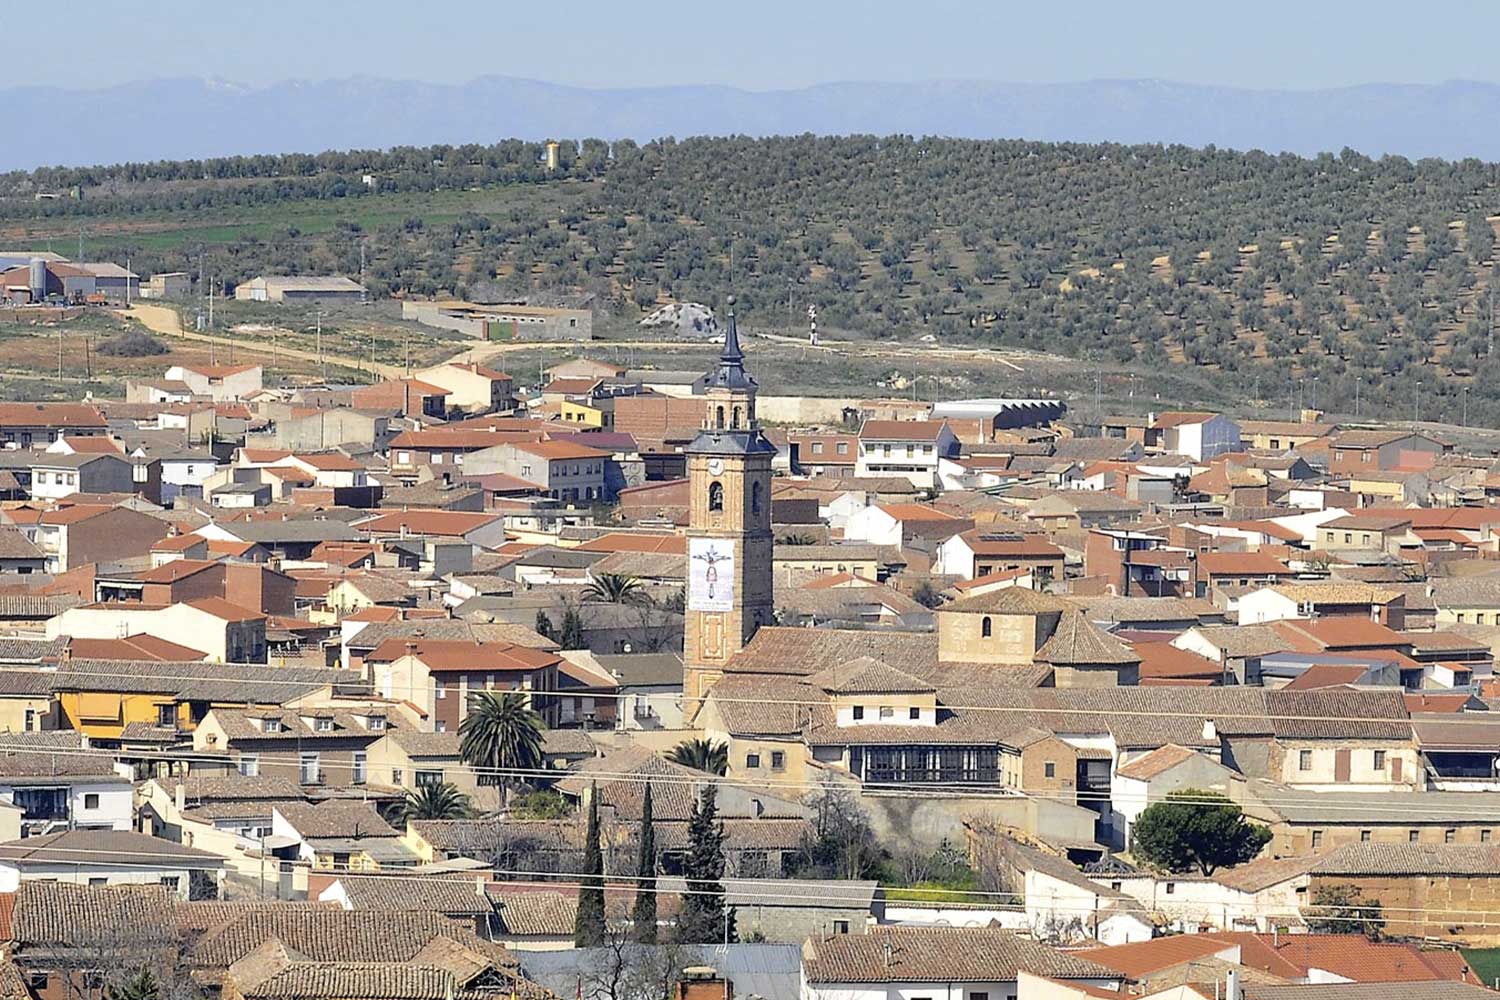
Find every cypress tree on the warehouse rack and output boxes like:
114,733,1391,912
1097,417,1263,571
560,607,585,649
677,785,735,943
574,782,606,946
534,609,555,640
630,782,658,943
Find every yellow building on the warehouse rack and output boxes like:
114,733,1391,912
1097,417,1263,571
558,399,606,428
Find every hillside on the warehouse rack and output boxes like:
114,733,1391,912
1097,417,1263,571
16,77,1500,170
7,135,1500,424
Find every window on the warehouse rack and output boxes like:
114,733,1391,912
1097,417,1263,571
392,768,404,785
1311,830,1323,849
1165,882,1176,895
1445,828,1457,844
770,751,785,770
909,706,921,720
1485,830,1493,843
28,975,47,993
352,752,367,785
836,442,848,455
159,876,180,892
1299,750,1313,771
315,718,334,732
746,753,762,769
879,706,894,719
833,919,851,935
852,706,864,720
811,442,824,455
157,704,175,727
367,716,385,731
751,481,763,515
708,481,724,512
90,876,109,887
239,755,259,778
299,752,320,785
415,770,444,787
1373,750,1387,770
83,793,99,810
1409,829,1421,843
435,679,446,700
1343,533,1352,544
1360,830,1371,842
1044,761,1056,779
263,718,282,733
981,616,993,638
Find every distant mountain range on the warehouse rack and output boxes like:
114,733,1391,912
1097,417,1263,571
10,75,1500,171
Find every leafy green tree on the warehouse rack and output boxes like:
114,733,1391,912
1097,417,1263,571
459,690,544,797
677,786,735,944
583,573,645,604
1132,789,1272,875
630,781,658,943
574,783,607,947
399,782,474,822
1307,883,1385,938
559,607,586,649
669,738,728,776
510,789,570,819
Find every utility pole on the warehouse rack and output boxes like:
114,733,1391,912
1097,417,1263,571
316,310,325,384
125,255,131,307
56,330,62,378
1463,385,1470,427
1355,379,1361,418
359,242,367,305
208,276,215,329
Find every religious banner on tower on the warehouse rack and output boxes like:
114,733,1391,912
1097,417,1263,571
688,538,735,612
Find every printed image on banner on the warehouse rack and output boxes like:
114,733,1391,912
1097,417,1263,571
688,538,735,612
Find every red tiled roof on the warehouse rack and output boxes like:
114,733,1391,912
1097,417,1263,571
365,639,560,671
1132,642,1223,681
184,597,265,623
878,503,961,522
1197,551,1292,576
69,634,208,662
1281,663,1371,690
573,533,685,555
1075,935,1234,977
511,439,610,461
151,534,207,552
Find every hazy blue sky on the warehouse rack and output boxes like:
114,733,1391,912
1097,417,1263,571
21,0,1498,91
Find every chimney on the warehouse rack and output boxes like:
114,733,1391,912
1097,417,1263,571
174,782,186,812
1226,969,1241,1000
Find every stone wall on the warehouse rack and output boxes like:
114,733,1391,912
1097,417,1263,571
1309,872,1500,944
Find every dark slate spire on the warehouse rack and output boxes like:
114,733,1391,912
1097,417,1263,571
706,295,756,391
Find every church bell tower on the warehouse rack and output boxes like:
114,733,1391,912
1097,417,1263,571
683,296,776,714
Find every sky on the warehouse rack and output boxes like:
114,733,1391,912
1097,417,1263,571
21,1,1500,92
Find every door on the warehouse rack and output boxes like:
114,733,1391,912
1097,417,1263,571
1334,749,1351,782
1391,755,1403,782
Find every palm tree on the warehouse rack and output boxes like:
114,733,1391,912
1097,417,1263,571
669,737,728,776
779,532,819,546
109,968,159,1000
399,782,475,822
460,690,546,798
583,573,645,604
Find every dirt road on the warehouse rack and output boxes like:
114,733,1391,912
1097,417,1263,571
122,304,404,379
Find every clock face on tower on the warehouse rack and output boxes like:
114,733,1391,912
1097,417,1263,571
707,458,724,476
688,538,735,612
